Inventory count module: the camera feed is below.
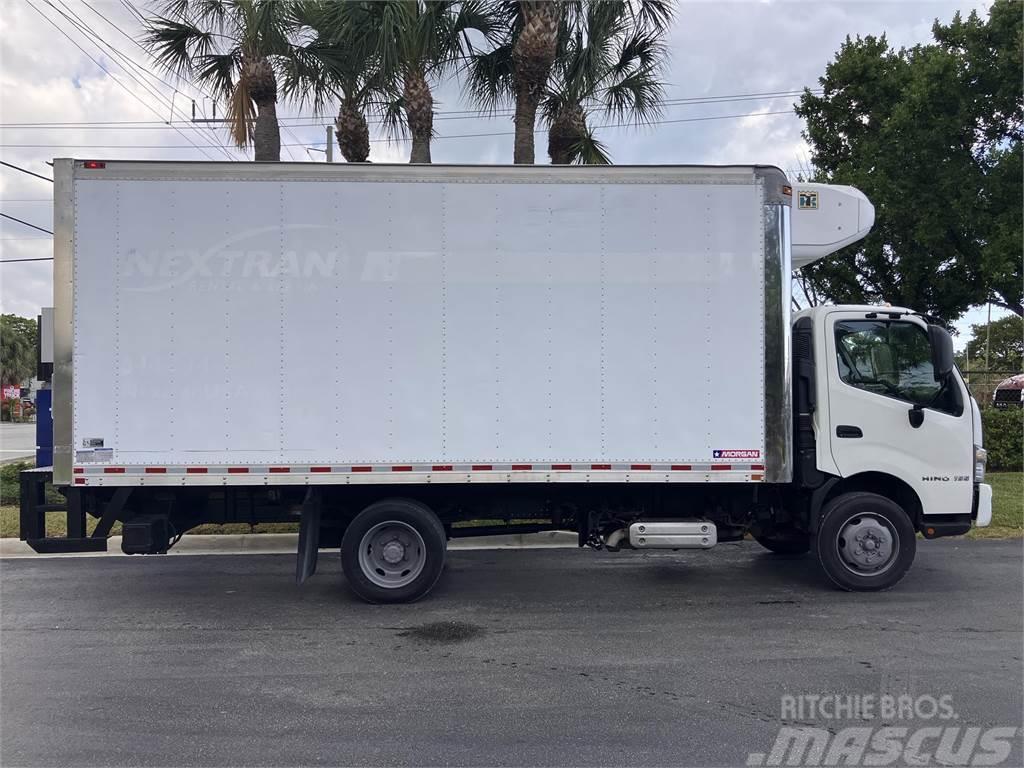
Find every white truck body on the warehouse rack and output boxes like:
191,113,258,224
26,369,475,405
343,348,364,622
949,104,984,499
56,162,799,487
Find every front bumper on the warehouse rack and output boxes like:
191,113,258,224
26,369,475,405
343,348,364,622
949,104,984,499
920,483,992,539
973,483,993,528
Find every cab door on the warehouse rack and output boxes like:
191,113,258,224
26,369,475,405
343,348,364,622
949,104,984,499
824,312,973,516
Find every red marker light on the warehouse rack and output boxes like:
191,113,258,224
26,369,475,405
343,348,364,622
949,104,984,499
82,161,106,169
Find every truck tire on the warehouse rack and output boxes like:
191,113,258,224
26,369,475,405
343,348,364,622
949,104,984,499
814,492,916,592
753,530,810,555
341,499,447,604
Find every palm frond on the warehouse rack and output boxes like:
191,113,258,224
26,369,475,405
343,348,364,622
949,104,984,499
601,60,665,124
141,16,217,79
194,50,239,101
227,75,256,147
279,37,344,112
379,94,410,141
462,42,514,113
568,125,612,165
633,0,674,34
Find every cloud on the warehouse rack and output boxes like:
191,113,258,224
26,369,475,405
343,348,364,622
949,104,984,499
1,0,988,326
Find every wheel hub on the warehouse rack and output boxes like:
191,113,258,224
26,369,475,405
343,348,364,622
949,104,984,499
837,515,897,574
357,521,427,589
381,540,406,565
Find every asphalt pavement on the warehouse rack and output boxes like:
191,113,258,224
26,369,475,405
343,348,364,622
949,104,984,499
1,540,1021,767
0,422,35,462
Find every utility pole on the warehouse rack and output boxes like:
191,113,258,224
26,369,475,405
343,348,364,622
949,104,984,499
985,300,992,371
325,125,333,163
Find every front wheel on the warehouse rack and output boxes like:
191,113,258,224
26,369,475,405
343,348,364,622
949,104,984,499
814,492,916,591
341,498,447,604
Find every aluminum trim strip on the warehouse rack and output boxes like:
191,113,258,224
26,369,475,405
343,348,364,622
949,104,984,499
51,159,75,485
763,200,794,482
70,470,765,487
65,159,764,187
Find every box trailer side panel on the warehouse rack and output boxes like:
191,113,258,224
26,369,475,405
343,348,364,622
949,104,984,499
55,162,790,486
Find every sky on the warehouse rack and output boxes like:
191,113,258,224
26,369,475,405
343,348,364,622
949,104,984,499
0,0,1006,347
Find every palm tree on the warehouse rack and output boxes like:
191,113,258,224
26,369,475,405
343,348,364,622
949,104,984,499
284,1,401,163
385,1,497,164
542,2,671,164
142,0,300,161
467,1,671,164
466,2,566,164
289,2,494,164
508,1,563,164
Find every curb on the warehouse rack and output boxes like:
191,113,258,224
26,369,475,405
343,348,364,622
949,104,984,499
0,530,578,558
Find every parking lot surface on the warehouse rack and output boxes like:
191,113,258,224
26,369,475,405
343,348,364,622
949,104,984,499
2,540,1021,766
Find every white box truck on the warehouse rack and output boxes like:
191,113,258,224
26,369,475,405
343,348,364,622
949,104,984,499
19,160,992,602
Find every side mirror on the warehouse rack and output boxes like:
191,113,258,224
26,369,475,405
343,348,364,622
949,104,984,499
928,324,955,381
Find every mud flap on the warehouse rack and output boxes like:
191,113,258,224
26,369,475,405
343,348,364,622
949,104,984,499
295,487,322,585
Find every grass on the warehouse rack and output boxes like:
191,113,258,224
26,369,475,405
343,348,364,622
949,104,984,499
1,475,1019,540
967,472,1023,539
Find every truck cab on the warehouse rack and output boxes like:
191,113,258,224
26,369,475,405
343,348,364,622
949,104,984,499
786,304,991,590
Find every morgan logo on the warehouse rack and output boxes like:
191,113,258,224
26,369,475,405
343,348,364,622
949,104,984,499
714,449,761,459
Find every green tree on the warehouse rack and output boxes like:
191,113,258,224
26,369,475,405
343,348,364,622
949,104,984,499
965,315,1024,372
1,314,37,387
795,1,1022,322
143,0,303,161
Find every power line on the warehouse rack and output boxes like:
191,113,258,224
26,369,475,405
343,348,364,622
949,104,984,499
0,109,796,149
75,0,299,161
57,0,233,157
40,0,237,161
0,160,53,182
0,88,821,129
0,213,54,235
25,0,224,162
80,0,288,159
0,257,54,263
118,0,145,24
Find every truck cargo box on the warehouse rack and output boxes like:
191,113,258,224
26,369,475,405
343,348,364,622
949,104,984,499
53,161,792,488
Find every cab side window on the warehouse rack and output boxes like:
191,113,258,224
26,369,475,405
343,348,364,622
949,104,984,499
834,320,962,415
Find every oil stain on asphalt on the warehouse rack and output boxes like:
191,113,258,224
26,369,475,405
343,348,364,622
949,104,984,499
396,620,485,644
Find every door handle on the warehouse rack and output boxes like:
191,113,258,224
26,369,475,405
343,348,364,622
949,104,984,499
836,425,863,438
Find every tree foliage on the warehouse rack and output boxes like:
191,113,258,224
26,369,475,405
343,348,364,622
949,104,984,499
982,408,1023,471
542,1,671,164
795,0,1022,322
1,314,37,388
142,0,303,160
466,0,672,165
965,315,1024,372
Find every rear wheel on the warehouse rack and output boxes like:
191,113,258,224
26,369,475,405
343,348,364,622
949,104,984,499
341,498,447,603
814,492,916,591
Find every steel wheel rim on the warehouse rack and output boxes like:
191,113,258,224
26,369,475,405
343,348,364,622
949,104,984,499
836,513,898,576
358,521,427,589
